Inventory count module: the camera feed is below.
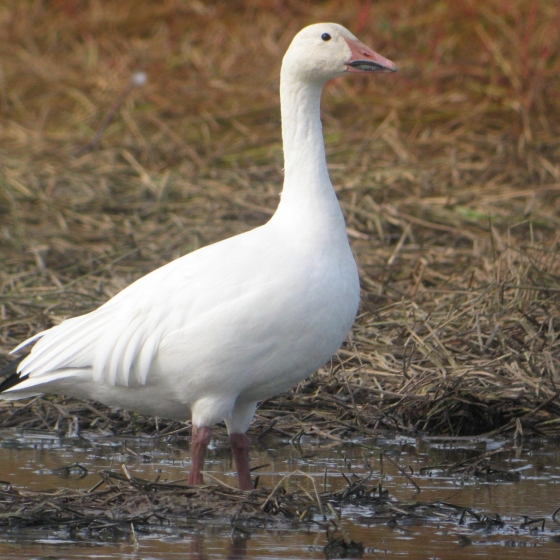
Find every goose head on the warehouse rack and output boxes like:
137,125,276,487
282,23,397,84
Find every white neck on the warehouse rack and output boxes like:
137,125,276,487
271,67,345,233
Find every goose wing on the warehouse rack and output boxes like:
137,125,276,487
12,229,275,388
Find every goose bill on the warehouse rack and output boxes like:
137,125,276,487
345,38,397,73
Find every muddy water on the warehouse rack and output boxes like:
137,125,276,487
1,430,560,559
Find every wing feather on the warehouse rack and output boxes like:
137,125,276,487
135,325,164,385
92,313,135,385
11,332,44,354
109,315,146,386
7,227,270,392
3,370,85,394
121,320,148,384
18,312,110,377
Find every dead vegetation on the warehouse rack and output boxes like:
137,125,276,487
1,464,559,547
0,0,559,439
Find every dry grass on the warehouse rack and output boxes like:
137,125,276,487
1,0,559,436
0,465,555,542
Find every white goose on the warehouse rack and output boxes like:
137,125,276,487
0,23,396,490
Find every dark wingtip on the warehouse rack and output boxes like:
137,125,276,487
0,356,27,393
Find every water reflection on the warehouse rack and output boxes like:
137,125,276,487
1,430,560,559
187,534,248,560
189,533,247,560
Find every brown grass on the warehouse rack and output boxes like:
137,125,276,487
0,465,553,541
1,0,559,436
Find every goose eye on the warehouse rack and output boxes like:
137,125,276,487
321,33,331,41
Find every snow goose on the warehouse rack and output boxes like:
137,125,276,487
0,23,396,490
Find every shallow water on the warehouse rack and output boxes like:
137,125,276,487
1,429,560,559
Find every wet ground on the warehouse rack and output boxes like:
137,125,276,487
1,429,560,559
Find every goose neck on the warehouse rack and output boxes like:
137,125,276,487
279,73,330,196
272,69,347,239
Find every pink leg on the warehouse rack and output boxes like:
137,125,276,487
230,433,253,490
188,425,212,485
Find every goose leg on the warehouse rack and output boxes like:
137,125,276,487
230,432,253,490
188,425,212,485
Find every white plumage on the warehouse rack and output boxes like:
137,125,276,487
1,23,396,489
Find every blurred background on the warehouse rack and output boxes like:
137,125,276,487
0,0,559,435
